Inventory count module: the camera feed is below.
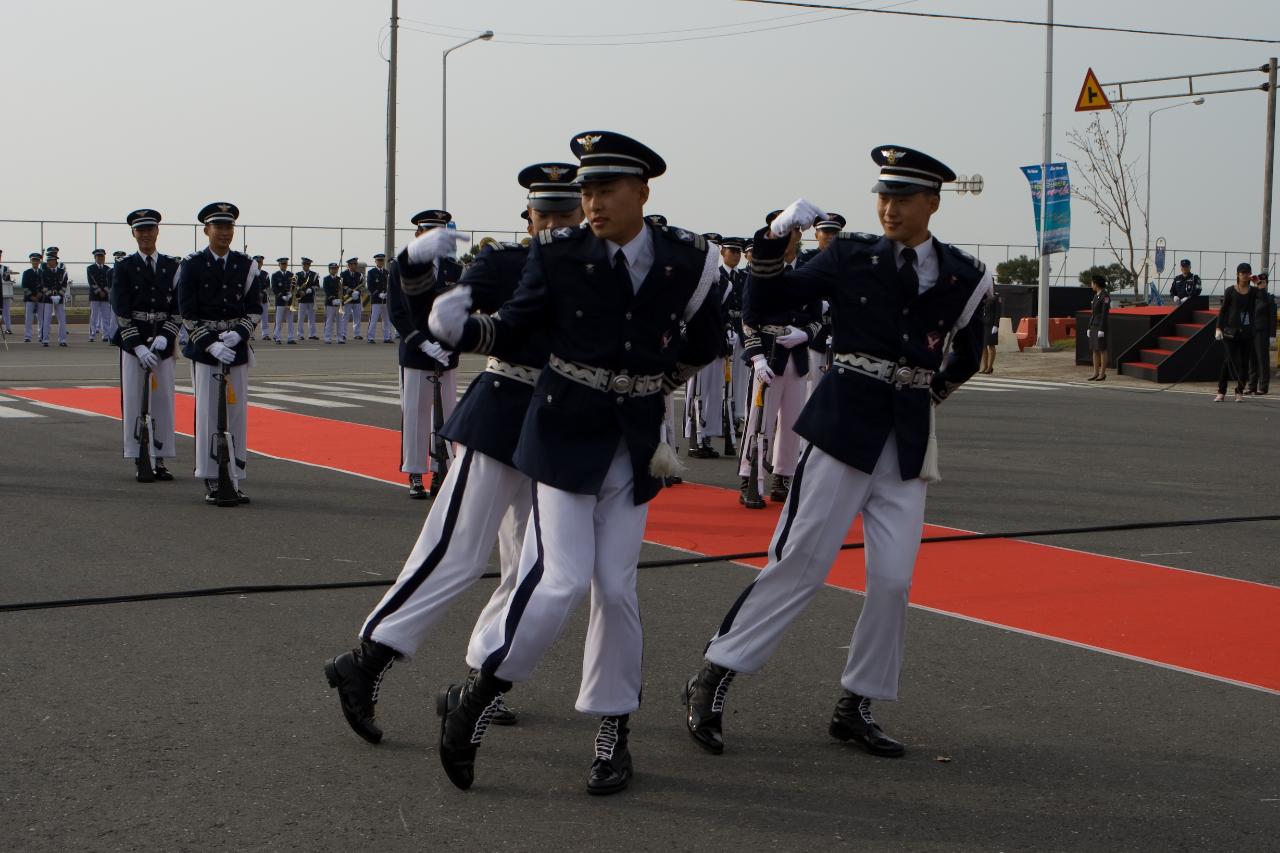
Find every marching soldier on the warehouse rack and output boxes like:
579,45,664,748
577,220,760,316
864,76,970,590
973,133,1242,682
388,211,461,498
365,253,393,342
802,213,844,396
295,257,320,339
736,210,823,505
427,131,724,796
176,202,262,505
325,161,585,745
253,255,271,340
341,257,365,340
322,262,344,343
39,249,71,347
270,257,297,344
686,234,729,459
111,209,180,482
684,146,992,762
719,237,750,431
87,249,112,341
22,252,41,342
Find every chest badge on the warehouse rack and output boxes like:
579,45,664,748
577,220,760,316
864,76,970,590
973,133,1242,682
870,256,880,266
664,265,673,278
927,331,943,351
585,263,595,275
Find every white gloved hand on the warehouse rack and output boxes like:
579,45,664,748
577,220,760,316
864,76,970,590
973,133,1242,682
219,330,242,348
418,340,451,365
991,326,998,335
405,228,470,265
151,335,168,352
1215,328,1223,341
1097,331,1105,339
52,295,62,304
751,355,774,385
775,325,808,349
726,329,739,350
305,288,313,295
769,198,826,238
427,285,472,347
207,341,236,364
133,345,159,370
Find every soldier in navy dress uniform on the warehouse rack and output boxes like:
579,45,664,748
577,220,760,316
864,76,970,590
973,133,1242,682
341,258,365,340
365,253,393,342
87,249,112,342
684,146,992,761
38,250,71,347
1169,259,1202,305
388,211,462,499
322,262,344,343
737,210,823,505
295,257,320,339
111,209,180,481
717,237,750,430
176,202,263,504
270,257,297,344
801,213,845,397
0,249,12,337
685,233,730,459
427,131,724,796
325,161,585,745
22,252,42,342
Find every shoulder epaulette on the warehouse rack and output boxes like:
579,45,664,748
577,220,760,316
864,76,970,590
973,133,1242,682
658,225,707,253
537,224,589,246
942,242,986,274
837,231,878,243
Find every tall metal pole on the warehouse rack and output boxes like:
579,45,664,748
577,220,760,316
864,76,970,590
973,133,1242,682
441,48,448,211
1036,0,1053,351
1262,57,1277,276
383,0,399,260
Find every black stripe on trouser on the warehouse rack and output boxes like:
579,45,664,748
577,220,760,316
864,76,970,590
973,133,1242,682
482,480,544,676
398,366,405,472
360,447,475,640
707,442,814,650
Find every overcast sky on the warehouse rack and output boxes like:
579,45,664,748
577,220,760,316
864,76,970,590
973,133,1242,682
2,0,1277,278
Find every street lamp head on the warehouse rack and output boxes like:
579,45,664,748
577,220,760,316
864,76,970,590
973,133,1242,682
480,30,494,40
1191,97,1205,105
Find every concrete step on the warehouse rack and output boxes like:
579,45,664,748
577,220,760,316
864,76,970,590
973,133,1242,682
1140,348,1175,365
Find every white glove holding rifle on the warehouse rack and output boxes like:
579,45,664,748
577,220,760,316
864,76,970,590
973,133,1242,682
133,345,159,370
418,340,452,365
751,355,774,386
219,330,242,348
150,336,168,352
207,341,235,364
775,325,808,349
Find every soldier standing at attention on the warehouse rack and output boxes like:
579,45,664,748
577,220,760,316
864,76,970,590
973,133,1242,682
87,249,112,342
39,250,71,347
427,131,723,796
176,202,262,505
365,253,393,343
341,257,365,340
295,257,320,340
0,250,12,337
270,257,297,344
111,209,180,481
388,210,461,499
322,262,344,344
22,252,41,342
683,146,992,762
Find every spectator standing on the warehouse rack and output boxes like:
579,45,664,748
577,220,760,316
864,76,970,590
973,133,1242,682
1086,274,1110,381
1214,263,1257,402
1247,272,1275,395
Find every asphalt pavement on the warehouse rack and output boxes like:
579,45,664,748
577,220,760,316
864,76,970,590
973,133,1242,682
1,337,1277,852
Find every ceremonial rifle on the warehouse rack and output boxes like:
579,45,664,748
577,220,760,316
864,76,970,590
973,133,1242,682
721,353,735,456
743,369,767,508
427,365,449,497
211,362,239,506
134,362,156,482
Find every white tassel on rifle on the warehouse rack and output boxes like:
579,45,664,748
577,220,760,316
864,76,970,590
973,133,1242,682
919,403,941,484
649,441,685,478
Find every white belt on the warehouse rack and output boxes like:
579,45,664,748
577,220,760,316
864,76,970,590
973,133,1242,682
131,311,171,322
484,357,540,386
760,324,791,335
548,354,664,397
832,352,934,390
203,319,240,331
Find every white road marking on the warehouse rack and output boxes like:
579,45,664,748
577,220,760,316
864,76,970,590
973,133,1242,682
249,392,358,408
0,404,43,418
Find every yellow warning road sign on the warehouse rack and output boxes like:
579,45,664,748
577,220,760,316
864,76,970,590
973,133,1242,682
1075,68,1112,112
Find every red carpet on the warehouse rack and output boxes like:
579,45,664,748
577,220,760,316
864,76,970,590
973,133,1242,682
10,386,1279,694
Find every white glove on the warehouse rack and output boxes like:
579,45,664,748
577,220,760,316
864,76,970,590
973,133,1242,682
991,326,998,335
751,355,774,385
305,288,313,295
405,228,470,265
427,285,472,347
775,325,808,349
769,198,826,238
330,298,340,306
52,294,62,304
151,335,168,352
133,345,159,370
219,330,242,348
1097,331,1104,339
207,341,236,364
1215,328,1223,341
726,329,739,350
418,340,452,365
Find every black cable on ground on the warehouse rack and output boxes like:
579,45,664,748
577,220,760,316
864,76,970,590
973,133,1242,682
2,512,1277,614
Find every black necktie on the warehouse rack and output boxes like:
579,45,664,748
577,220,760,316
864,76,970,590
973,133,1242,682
614,249,632,297
214,257,225,276
147,256,155,274
899,246,919,302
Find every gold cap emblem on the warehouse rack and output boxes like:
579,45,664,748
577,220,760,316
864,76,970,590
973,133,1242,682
577,134,603,153
542,165,567,181
881,149,906,165
217,203,231,212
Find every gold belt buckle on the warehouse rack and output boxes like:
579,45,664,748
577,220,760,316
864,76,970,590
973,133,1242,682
610,374,634,394
893,366,914,387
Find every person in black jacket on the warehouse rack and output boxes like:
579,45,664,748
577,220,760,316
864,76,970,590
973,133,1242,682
1247,272,1275,395
979,289,1002,373
1215,262,1257,402
1086,274,1111,380
426,131,723,796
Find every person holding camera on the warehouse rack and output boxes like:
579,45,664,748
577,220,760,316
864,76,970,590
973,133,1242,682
1247,272,1275,395
1215,262,1258,402
1086,274,1110,380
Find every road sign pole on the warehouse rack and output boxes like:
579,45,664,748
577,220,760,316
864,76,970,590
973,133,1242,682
1262,57,1276,278
1037,0,1053,352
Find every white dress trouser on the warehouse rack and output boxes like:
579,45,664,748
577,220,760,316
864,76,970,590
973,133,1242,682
298,303,317,337
468,443,650,716
345,303,363,338
190,361,250,482
272,306,295,341
807,350,827,399
89,302,107,338
399,366,457,474
707,438,926,701
684,359,726,442
367,303,393,341
323,305,343,342
362,447,532,657
259,305,271,338
731,339,749,421
737,355,806,485
24,300,35,338
120,351,177,459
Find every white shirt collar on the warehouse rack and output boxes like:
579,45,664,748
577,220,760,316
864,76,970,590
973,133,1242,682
140,251,158,265
606,224,655,292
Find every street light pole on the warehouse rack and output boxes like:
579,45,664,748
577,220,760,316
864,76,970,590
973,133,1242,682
1144,97,1204,292
383,0,399,260
1036,0,1053,352
441,30,493,211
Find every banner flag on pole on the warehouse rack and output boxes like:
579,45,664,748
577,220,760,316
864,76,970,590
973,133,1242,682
1020,162,1072,255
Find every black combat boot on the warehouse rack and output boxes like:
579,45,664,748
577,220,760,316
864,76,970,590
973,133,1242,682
436,670,512,790
739,476,765,510
407,473,426,499
466,669,517,725
682,661,736,754
586,715,632,795
323,639,400,744
769,473,791,503
829,690,905,757
152,460,174,481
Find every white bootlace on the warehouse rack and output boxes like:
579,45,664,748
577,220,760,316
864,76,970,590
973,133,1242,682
710,670,736,714
470,693,504,745
595,717,620,761
370,658,394,705
857,696,877,726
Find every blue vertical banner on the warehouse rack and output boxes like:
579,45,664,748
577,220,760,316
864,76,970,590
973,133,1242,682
1020,162,1072,255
